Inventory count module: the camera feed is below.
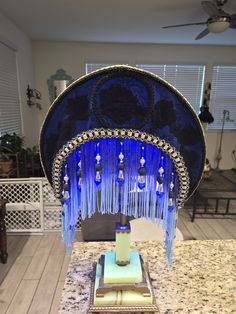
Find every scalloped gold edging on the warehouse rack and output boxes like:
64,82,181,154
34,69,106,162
52,128,190,208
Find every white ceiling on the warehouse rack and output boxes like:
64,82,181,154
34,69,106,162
0,0,236,45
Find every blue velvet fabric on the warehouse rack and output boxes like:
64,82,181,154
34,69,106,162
40,66,205,199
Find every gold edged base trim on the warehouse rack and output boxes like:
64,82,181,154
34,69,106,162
96,255,150,297
87,305,159,313
87,257,159,313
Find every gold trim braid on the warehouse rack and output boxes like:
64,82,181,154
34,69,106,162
52,128,190,208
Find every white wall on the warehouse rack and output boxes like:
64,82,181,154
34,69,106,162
0,12,38,147
33,41,236,169
205,129,236,170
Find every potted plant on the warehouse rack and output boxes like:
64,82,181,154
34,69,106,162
0,133,24,177
0,152,13,177
0,133,23,154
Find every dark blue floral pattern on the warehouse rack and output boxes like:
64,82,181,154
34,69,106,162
40,66,205,198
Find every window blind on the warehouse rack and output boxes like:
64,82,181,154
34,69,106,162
0,42,21,135
86,63,114,74
208,66,236,130
136,64,205,114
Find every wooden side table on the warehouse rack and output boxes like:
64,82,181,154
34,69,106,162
0,199,8,263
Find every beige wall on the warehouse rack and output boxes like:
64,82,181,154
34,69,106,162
33,41,236,169
0,12,38,147
205,130,236,169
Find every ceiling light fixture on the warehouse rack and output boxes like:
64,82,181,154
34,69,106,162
162,0,236,40
207,17,230,33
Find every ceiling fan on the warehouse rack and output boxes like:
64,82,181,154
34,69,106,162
162,0,236,40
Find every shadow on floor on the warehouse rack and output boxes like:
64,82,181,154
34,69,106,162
0,235,29,285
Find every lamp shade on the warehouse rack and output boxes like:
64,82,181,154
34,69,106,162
40,65,206,261
198,106,214,123
208,20,230,33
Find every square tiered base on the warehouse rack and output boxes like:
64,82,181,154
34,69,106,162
104,250,143,284
87,252,159,313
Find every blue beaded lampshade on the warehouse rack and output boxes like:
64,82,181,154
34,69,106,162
40,65,205,262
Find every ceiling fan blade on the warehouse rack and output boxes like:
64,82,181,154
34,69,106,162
162,22,206,29
195,28,210,40
201,1,219,16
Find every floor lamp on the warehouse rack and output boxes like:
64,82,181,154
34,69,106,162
215,110,234,171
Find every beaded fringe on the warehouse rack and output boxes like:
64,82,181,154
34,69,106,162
61,138,178,263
